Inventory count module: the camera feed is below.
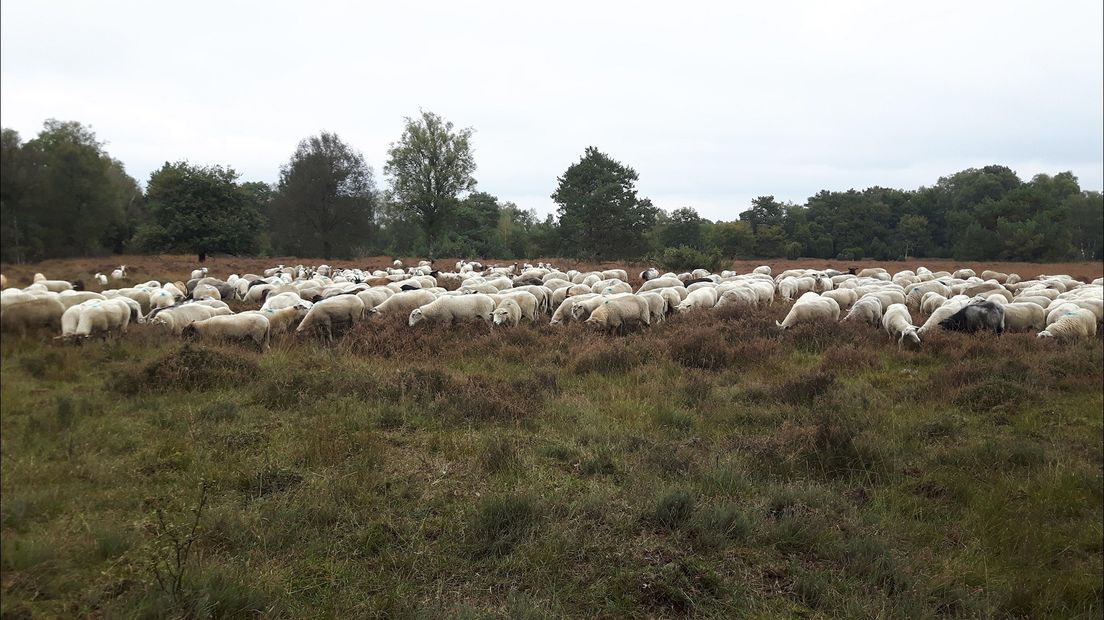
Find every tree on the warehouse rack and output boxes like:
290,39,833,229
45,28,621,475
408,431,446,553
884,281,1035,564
740,195,784,233
895,214,931,259
706,221,755,257
661,207,703,249
0,120,139,261
552,147,658,260
138,161,263,261
270,132,377,259
385,110,476,258
1067,191,1104,260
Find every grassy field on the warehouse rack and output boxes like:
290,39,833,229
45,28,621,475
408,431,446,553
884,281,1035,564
1,258,1102,618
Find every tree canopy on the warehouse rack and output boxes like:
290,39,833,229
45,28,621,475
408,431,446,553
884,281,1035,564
134,161,263,261
384,110,476,258
270,131,378,259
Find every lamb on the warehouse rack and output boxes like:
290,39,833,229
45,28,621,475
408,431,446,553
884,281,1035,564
1,296,66,333
584,296,651,332
183,314,271,350
492,298,522,327
882,303,921,348
939,300,1004,334
408,294,494,326
1037,308,1097,339
777,293,840,329
297,295,366,341
369,289,437,317
842,297,883,326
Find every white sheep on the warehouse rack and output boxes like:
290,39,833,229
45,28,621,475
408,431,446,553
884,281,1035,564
191,267,209,280
1,296,66,333
192,283,221,301
59,298,132,339
492,298,522,327
183,314,271,350
842,297,882,326
882,303,920,348
1001,303,1046,332
1037,308,1097,339
676,287,719,313
409,294,494,326
821,288,858,310
94,273,109,286
584,296,651,332
369,289,437,317
297,295,366,341
776,293,840,329
550,293,598,325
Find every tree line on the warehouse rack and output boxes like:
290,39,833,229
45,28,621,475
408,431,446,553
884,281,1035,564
2,114,1101,265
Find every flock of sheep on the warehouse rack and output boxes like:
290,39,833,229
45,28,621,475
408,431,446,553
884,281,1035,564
0,260,1101,350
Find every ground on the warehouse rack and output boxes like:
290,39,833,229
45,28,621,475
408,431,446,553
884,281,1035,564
1,257,1101,618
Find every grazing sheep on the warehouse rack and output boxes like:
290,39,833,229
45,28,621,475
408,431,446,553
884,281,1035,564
1,296,66,333
584,296,651,332
716,287,758,310
152,304,230,334
842,297,883,326
675,287,719,313
488,291,539,322
920,292,947,316
939,300,1005,334
1001,303,1046,332
59,298,132,339
355,287,394,311
369,289,437,317
550,293,598,325
753,265,771,276
58,291,106,309
94,273,109,286
191,267,209,280
183,314,271,350
32,276,74,293
777,293,840,329
821,288,859,310
882,303,920,348
192,283,221,301
409,294,494,326
640,268,660,282
636,292,667,323
262,291,308,312
638,276,684,293
1037,308,1097,339
297,295,366,341
243,305,308,334
492,298,522,327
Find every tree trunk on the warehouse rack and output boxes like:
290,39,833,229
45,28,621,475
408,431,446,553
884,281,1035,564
198,251,207,263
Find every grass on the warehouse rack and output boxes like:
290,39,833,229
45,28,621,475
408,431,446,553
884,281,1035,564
1,277,1102,616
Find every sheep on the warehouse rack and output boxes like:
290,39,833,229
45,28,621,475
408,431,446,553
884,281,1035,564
488,291,539,322
638,276,684,293
1,296,66,333
297,295,366,341
1037,308,1097,339
636,292,667,323
58,291,106,309
1000,303,1046,332
152,304,230,334
32,277,74,293
369,290,437,317
262,291,309,312
939,300,1004,334
0,274,7,288
492,298,522,327
716,287,758,310
821,288,858,310
409,294,494,326
191,267,209,280
355,287,394,311
675,287,719,313
183,314,271,350
842,296,883,326
777,293,840,330
640,267,660,282
192,283,221,301
59,298,132,339
94,273,109,286
550,293,598,325
584,296,651,332
571,294,628,322
882,303,920,348
753,265,771,276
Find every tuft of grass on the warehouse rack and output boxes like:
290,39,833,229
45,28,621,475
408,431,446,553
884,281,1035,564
645,489,696,530
196,401,239,423
480,435,520,474
468,494,537,557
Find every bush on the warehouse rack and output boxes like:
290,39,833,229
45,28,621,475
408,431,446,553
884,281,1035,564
669,330,734,370
659,246,723,272
109,345,259,395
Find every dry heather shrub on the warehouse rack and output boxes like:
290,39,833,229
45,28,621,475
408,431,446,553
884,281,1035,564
818,344,881,373
774,371,836,406
433,376,534,422
108,344,258,394
572,340,648,375
778,409,880,476
669,328,735,370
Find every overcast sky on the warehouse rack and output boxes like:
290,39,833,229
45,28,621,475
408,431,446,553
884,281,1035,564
2,0,1101,220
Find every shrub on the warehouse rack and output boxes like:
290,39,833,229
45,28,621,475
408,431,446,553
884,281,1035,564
669,330,734,370
659,246,723,272
109,345,259,395
774,371,835,406
572,342,646,375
